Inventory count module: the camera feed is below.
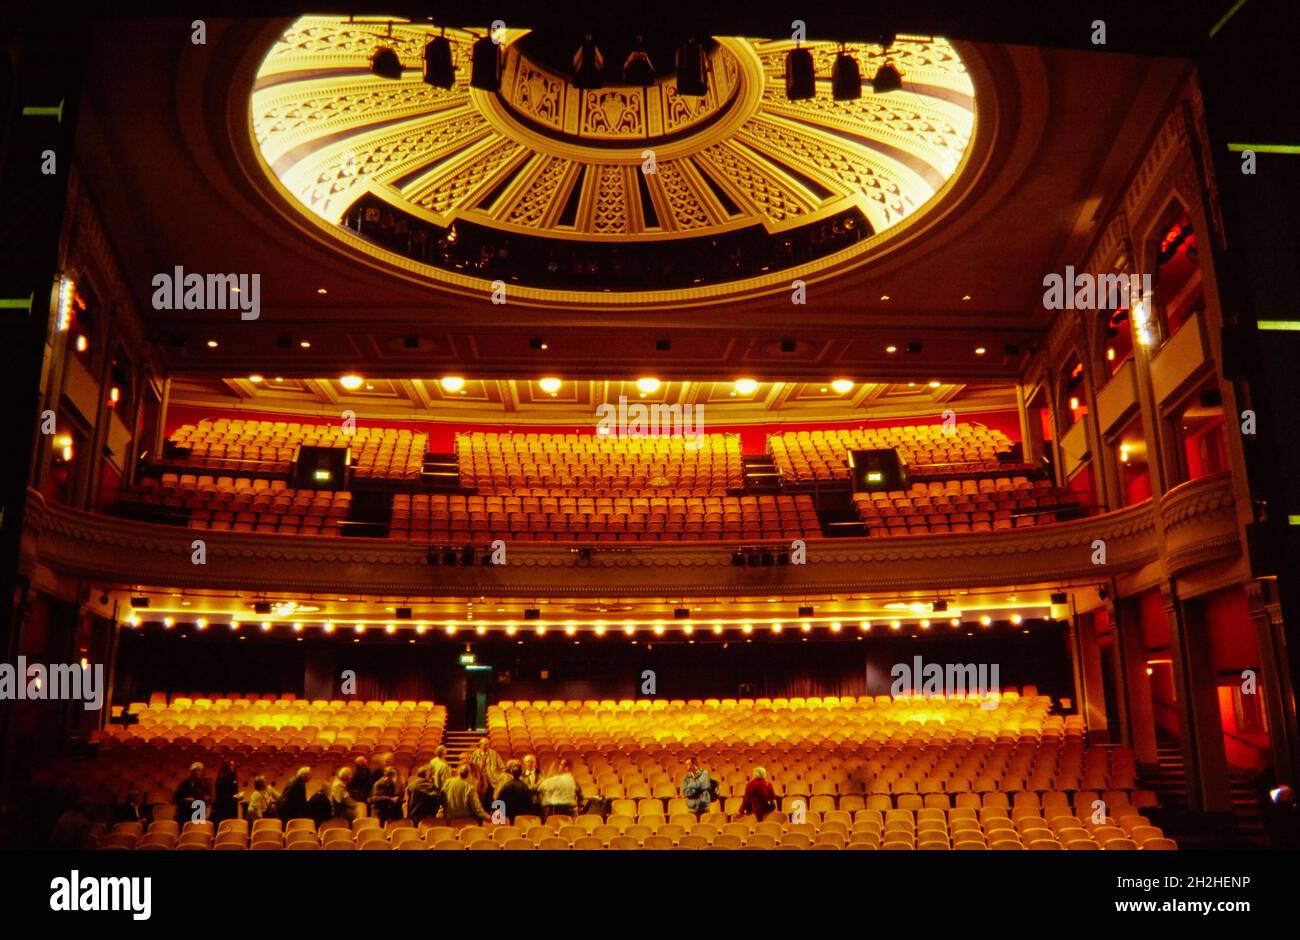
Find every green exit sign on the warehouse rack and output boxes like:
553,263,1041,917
459,653,476,665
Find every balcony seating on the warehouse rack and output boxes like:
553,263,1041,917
167,419,427,481
769,423,1015,483
388,492,819,541
854,478,1082,535
120,475,350,535
457,432,743,496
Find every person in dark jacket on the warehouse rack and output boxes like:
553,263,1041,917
114,790,148,824
307,783,334,826
279,767,312,820
368,767,402,823
348,756,374,803
405,766,440,823
738,767,777,821
212,760,239,823
494,761,533,823
172,762,212,823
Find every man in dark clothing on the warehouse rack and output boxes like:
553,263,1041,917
307,783,334,826
114,790,148,824
279,767,312,820
368,767,403,823
494,760,533,823
172,762,212,823
406,766,440,823
348,756,374,803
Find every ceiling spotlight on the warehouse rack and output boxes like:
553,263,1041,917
260,621,271,632
623,35,656,86
594,625,606,636
370,45,404,81
195,618,207,630
573,34,604,89
635,377,660,394
712,624,724,634
831,379,854,394
248,374,264,383
440,376,466,393
206,340,218,348
340,374,364,391
1011,614,1023,625
423,32,455,88
676,37,708,96
539,377,562,394
929,380,941,388
734,378,759,395
832,46,862,100
785,45,815,100
979,615,992,627
974,347,986,355
885,345,897,354
470,35,502,91
872,60,904,95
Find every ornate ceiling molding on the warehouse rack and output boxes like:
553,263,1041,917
245,16,979,307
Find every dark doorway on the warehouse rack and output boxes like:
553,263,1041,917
465,665,492,731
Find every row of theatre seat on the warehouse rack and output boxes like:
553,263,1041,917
102,806,1175,850
120,475,351,535
81,694,1174,850
854,478,1081,535
769,424,1015,483
388,492,820,540
457,432,743,495
167,419,427,480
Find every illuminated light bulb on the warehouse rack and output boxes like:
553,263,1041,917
538,377,562,393
623,624,635,636
476,625,487,636
928,380,940,388
75,335,87,352
565,625,577,636
890,620,901,631
1011,614,1023,625
230,620,240,631
1107,348,1116,361
801,622,812,633
261,621,271,632
594,625,606,636
207,340,219,348
653,624,665,636
440,376,465,392
323,621,335,634
880,294,890,301
195,618,207,630
771,623,783,634
505,626,517,636
974,347,986,355
340,374,364,391
249,374,264,383
354,623,365,634
1145,666,1154,676
445,625,457,635
385,624,396,635
682,625,694,635
829,622,843,633
300,341,311,348
885,345,897,354
831,379,854,394
635,377,660,394
950,618,961,627
859,621,871,632
919,619,930,629
712,624,724,635
163,617,174,629
734,378,759,395
741,624,753,635
125,615,138,628
535,625,547,635
1069,397,1079,411
415,624,427,635
979,616,992,627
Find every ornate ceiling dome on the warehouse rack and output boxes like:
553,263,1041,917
249,16,977,306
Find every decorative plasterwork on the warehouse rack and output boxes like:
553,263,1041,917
24,474,1240,601
247,16,977,304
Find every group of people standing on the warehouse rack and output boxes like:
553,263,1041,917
167,741,785,827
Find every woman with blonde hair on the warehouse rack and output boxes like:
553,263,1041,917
738,766,777,821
